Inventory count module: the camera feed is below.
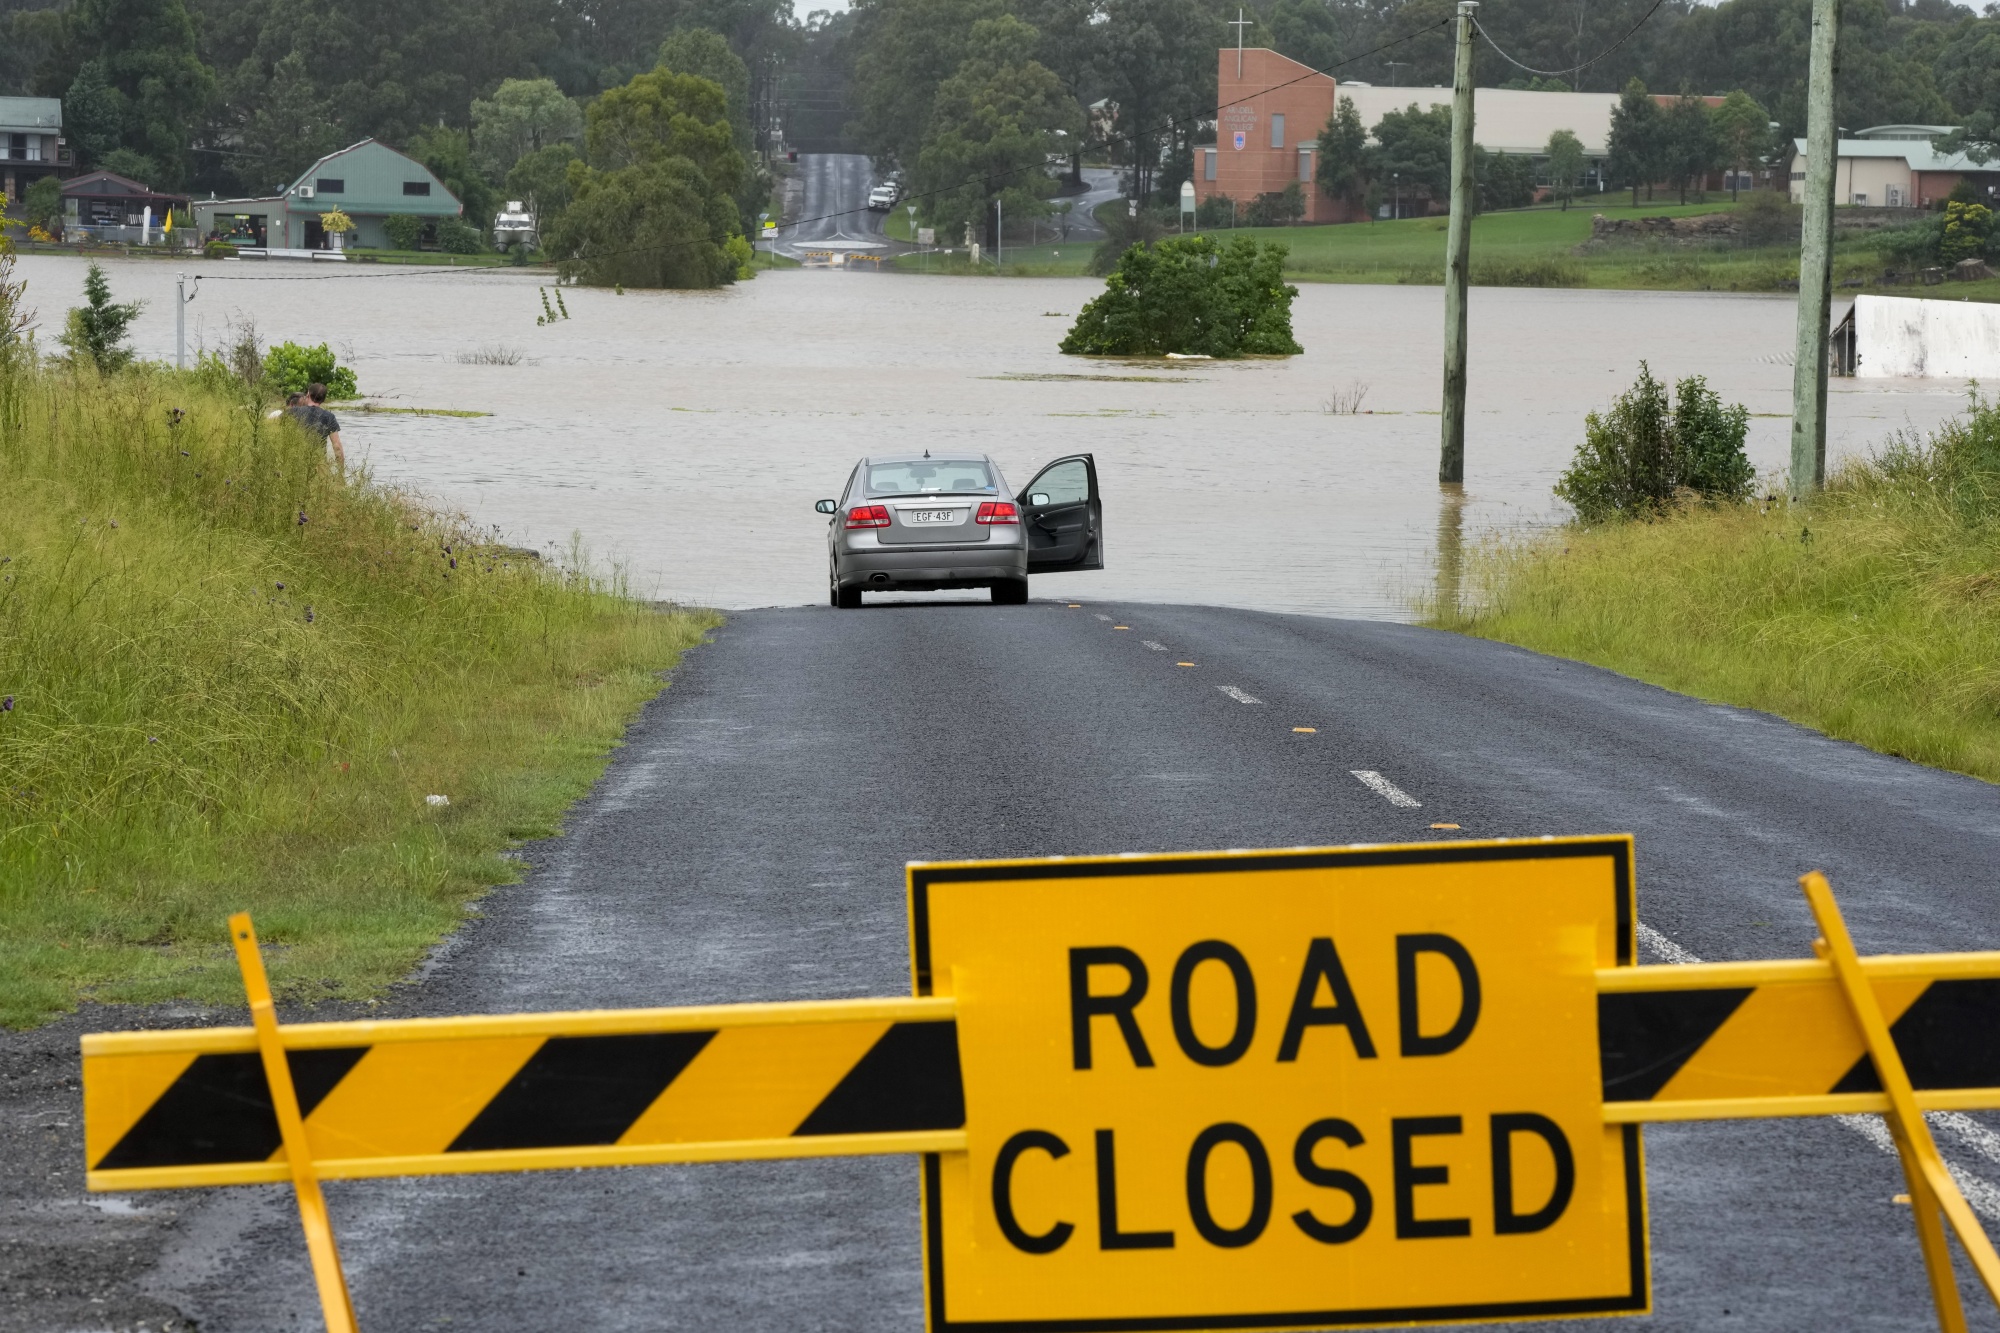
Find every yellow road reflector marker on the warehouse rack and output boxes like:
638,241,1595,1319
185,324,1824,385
1291,727,1316,733
1431,823,1462,830
1176,661,1195,667
1114,625,1130,630
1067,604,1081,608
910,837,1648,1331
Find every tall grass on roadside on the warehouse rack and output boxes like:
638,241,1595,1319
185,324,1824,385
0,360,714,1025
1434,392,2000,782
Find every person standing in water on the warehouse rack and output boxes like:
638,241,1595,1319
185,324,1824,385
287,382,346,471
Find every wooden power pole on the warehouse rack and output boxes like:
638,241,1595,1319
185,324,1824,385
1439,0,1478,485
1790,0,1841,498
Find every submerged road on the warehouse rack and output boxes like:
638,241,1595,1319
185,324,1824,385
158,602,2000,1332
781,152,888,257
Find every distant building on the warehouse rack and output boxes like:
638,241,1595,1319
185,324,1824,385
61,170,189,244
0,96,69,205
1193,52,1671,224
1787,127,2000,209
191,138,462,251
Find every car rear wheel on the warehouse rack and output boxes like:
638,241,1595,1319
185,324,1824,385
831,565,863,609
991,578,1028,605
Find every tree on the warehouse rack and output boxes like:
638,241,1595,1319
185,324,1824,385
1932,17,2000,164
506,142,584,234
1317,96,1368,214
1707,89,1770,201
1545,129,1585,210
1478,150,1536,212
850,0,1005,172
1097,0,1216,204
549,159,746,287
1010,0,1101,182
237,51,339,195
909,15,1079,249
1663,88,1720,205
22,176,63,232
1366,103,1454,214
657,29,750,146
60,61,125,171
406,126,500,239
1263,0,1343,72
60,262,142,371
1062,234,1302,358
43,0,218,187
548,65,748,288
471,78,583,181
1607,78,1663,207
1555,364,1753,522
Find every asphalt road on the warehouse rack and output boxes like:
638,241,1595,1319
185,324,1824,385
136,599,2000,1332
781,152,888,257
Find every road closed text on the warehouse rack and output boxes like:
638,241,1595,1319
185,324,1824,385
986,936,1577,1255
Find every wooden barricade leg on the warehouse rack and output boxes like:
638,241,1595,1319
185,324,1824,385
230,912,361,1333
1803,873,2000,1330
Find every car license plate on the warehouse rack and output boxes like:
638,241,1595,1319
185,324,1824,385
907,510,960,524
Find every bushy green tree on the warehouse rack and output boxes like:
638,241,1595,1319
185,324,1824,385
1544,130,1585,210
1556,364,1753,522
237,51,339,195
1479,151,1536,212
851,0,1006,172
405,126,498,242
44,0,217,187
1366,103,1454,212
1316,96,1368,213
911,16,1080,248
59,263,142,371
1709,89,1771,200
471,78,583,182
1608,78,1663,207
548,66,749,288
382,214,425,251
1062,234,1302,358
1246,182,1306,226
506,143,584,236
21,177,63,232
1663,88,1720,204
1097,0,1216,204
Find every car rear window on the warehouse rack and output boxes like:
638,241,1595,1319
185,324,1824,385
867,461,995,495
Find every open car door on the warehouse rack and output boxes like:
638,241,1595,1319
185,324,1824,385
1018,453,1103,574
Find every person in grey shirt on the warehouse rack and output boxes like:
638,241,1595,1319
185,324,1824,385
287,382,346,471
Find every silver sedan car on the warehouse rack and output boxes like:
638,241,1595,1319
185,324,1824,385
816,453,1102,607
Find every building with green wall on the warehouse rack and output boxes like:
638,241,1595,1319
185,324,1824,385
192,139,462,251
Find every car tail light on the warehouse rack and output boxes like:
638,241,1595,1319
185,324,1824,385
845,504,891,529
976,501,1019,525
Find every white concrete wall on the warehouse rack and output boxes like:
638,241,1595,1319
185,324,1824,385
1856,294,2000,378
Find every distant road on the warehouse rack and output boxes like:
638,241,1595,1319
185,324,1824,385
780,153,887,257
163,601,2000,1333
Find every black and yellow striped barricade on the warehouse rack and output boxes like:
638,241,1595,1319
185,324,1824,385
81,840,2000,1333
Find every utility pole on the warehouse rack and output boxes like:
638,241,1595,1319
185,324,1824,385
1438,0,1477,485
174,273,200,370
1791,0,1841,498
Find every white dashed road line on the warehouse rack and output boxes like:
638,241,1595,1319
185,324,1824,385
1095,613,1113,621
1350,770,1420,808
1142,640,1168,652
1640,924,2000,1220
1217,686,1262,704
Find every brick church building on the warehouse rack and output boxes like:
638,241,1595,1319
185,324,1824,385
1194,48,1353,224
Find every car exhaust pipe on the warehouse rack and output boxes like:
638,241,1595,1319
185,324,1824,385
870,573,891,584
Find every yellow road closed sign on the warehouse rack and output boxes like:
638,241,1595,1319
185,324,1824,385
909,837,1645,1331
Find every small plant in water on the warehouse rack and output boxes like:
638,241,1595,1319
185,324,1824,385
1324,380,1371,414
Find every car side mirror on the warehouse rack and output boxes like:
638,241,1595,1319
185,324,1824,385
1028,493,1050,507
815,499,837,514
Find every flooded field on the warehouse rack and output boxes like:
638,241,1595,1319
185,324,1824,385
16,254,1972,618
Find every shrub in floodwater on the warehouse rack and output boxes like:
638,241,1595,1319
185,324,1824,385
1555,362,1753,522
1062,234,1302,358
263,341,359,399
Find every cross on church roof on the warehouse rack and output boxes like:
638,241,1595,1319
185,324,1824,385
1229,7,1254,78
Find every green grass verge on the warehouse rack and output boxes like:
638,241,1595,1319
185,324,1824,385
0,361,717,1027
1432,396,2000,784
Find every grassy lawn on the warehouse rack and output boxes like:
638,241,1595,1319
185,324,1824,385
1433,395,2000,785
0,361,716,1027
890,197,2000,299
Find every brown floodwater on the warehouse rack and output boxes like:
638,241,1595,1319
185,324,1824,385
18,255,1972,619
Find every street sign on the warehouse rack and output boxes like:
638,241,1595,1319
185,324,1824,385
1180,180,1196,216
909,838,1647,1332
918,227,936,245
